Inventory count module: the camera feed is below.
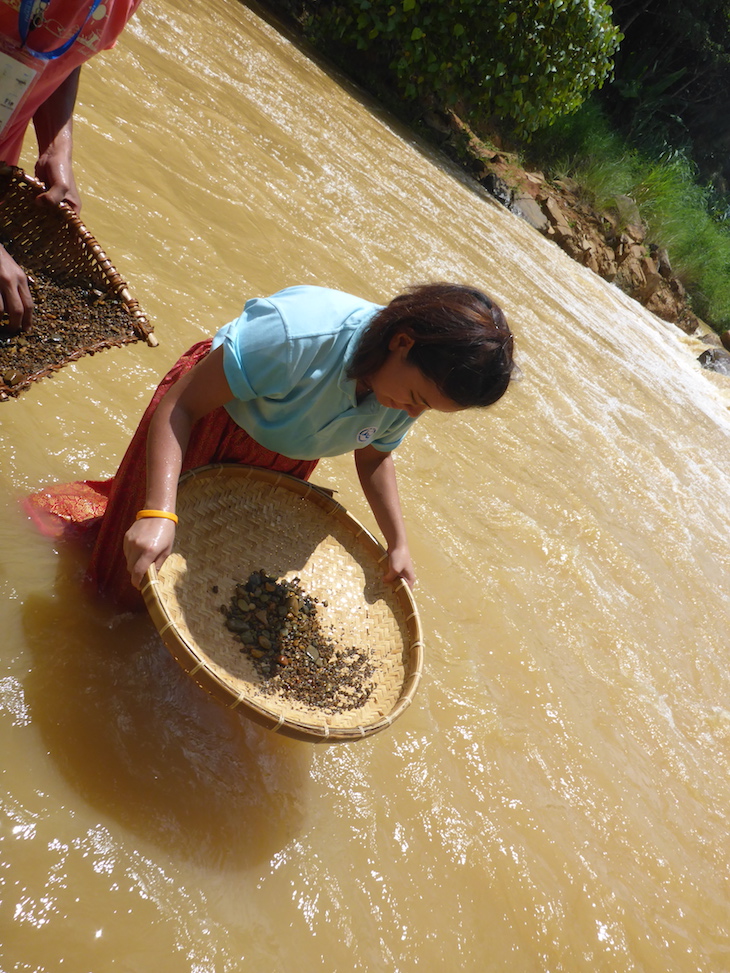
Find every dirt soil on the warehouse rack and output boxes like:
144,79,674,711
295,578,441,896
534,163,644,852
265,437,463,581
0,268,140,400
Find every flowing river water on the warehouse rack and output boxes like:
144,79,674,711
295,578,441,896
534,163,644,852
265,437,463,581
2,1,730,969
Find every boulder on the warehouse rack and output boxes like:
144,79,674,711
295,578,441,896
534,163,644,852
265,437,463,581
542,196,574,239
510,194,549,232
697,347,730,375
481,172,512,207
614,254,647,296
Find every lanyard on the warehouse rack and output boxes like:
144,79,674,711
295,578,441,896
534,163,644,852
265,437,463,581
18,0,103,60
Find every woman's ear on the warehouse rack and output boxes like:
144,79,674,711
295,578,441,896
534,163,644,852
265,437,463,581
388,331,415,354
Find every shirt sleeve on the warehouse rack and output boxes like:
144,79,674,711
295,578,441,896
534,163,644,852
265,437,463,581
216,298,295,402
371,414,417,452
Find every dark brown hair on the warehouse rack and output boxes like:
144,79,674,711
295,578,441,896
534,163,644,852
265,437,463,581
347,282,515,407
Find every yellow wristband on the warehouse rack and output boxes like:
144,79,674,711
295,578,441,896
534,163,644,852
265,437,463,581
135,508,179,525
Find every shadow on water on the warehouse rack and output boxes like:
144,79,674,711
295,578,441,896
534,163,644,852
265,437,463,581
21,542,313,870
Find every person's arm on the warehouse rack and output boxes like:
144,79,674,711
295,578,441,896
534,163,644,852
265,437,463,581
32,66,81,211
354,444,415,588
123,345,235,589
0,69,82,332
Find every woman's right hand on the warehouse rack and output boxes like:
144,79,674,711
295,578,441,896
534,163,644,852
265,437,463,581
0,246,33,333
123,517,177,590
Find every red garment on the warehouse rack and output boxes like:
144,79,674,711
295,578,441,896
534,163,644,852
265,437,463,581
25,340,319,611
0,0,142,163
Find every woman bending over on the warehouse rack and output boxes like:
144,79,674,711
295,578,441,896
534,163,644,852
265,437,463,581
27,282,515,610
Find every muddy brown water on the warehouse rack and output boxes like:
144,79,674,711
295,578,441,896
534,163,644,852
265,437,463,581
1,1,730,970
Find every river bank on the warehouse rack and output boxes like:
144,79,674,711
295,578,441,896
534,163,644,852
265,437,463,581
253,0,730,369
422,109,730,361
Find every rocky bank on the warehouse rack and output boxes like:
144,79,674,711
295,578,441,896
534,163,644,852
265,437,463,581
421,108,730,372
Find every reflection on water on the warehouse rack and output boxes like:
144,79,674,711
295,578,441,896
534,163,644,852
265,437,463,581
0,0,729,969
22,545,311,870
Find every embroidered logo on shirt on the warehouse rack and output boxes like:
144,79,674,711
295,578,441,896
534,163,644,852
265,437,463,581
357,426,377,444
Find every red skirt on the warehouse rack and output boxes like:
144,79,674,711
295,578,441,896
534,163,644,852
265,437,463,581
24,340,319,611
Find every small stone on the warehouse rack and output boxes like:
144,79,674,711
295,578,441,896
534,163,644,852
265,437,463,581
226,617,249,633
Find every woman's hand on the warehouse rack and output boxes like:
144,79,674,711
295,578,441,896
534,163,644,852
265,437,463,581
35,152,81,212
0,246,33,333
384,542,416,589
123,517,177,590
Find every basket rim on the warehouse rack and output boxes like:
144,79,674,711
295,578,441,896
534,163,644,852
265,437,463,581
0,163,156,344
141,463,424,743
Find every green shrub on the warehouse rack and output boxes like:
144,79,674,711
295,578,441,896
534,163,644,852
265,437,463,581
311,0,622,138
637,158,730,326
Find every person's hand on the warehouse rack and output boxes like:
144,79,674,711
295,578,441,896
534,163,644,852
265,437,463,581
384,543,416,589
34,151,81,212
123,517,177,590
0,245,33,333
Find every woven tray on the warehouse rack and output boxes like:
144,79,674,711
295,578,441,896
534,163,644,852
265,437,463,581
0,164,155,399
141,464,424,743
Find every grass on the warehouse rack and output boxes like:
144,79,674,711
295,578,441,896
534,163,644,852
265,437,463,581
527,100,730,331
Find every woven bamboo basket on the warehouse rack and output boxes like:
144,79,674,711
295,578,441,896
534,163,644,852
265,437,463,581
141,464,424,743
0,164,154,399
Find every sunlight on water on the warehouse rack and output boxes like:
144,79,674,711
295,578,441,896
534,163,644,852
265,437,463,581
1,0,729,970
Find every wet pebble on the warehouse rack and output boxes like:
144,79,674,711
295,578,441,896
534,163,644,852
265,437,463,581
220,569,375,712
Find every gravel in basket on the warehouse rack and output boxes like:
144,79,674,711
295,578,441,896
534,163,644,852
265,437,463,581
0,164,155,400
141,464,424,743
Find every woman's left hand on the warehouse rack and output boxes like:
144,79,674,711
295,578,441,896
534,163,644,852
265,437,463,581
384,543,415,589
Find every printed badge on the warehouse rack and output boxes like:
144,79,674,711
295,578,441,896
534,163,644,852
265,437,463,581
357,426,377,444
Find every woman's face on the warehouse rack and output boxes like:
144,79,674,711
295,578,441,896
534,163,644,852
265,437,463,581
368,333,463,417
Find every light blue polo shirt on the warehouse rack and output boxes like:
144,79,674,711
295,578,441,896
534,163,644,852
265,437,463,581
211,285,417,460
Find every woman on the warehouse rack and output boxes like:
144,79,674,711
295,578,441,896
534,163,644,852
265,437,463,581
27,282,515,609
0,0,143,332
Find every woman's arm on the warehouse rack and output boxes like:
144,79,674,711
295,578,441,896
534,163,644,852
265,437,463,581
32,67,81,211
0,69,82,332
354,444,415,588
123,345,234,589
